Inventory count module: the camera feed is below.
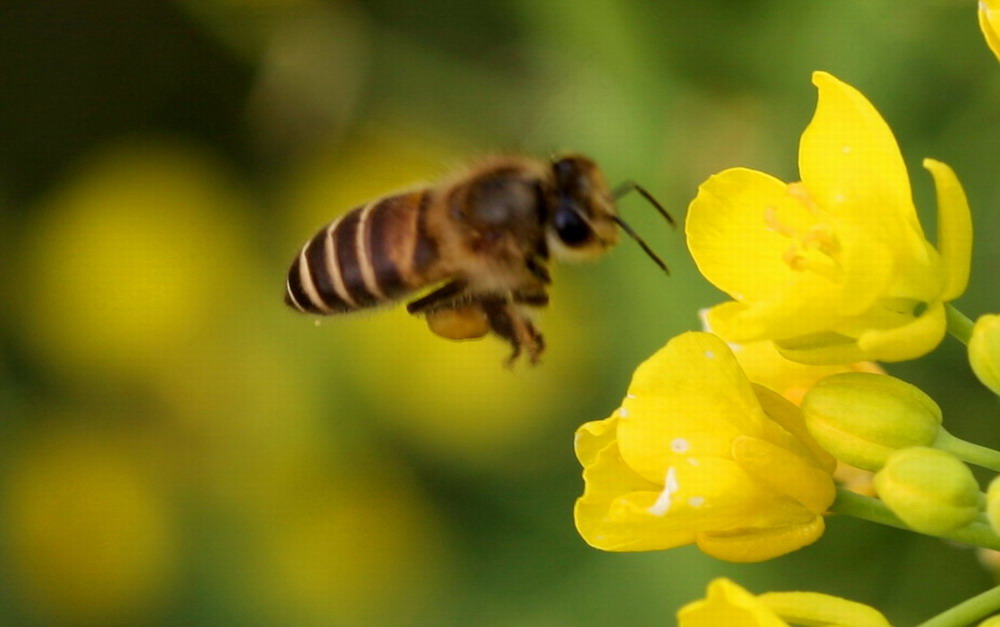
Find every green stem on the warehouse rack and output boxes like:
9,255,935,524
831,489,1000,550
935,429,1000,472
946,303,975,345
917,583,1000,627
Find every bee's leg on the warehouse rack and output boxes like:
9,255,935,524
482,300,544,366
405,280,469,314
526,257,551,284
511,290,549,307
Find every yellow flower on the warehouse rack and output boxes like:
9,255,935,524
969,314,1000,396
678,578,891,627
729,340,884,407
687,71,972,364
981,0,1000,62
574,332,836,562
704,325,881,497
4,427,176,624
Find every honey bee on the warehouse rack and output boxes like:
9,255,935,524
284,154,672,365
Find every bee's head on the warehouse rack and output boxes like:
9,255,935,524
546,155,620,261
548,154,673,272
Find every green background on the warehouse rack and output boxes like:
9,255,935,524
1,1,998,625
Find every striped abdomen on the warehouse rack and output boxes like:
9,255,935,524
285,190,439,314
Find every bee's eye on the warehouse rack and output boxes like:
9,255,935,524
553,206,592,245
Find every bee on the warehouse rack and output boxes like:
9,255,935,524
284,154,672,365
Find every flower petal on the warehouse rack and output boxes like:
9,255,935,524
574,431,677,551
724,337,867,405
576,453,773,552
981,0,1000,62
703,301,772,343
799,72,919,240
615,333,766,483
732,435,836,514
587,493,701,551
574,416,619,468
751,384,837,472
706,297,843,345
575,420,661,511
678,579,788,627
696,515,826,562
686,167,811,302
923,159,972,301
775,332,870,365
856,300,947,362
583,458,803,553
759,591,892,627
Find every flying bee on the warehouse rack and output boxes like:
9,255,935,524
284,154,673,365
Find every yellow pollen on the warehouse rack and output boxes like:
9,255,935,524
800,223,840,256
764,190,844,282
782,243,843,281
764,206,797,237
786,182,823,215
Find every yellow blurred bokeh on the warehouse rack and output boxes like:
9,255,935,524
17,139,252,385
244,464,452,625
3,422,176,625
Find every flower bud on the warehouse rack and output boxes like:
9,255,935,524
969,314,1000,396
986,475,1000,534
801,372,941,470
873,447,980,535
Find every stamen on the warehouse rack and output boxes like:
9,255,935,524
764,187,844,282
801,223,839,256
786,182,823,215
764,206,798,237
782,245,844,282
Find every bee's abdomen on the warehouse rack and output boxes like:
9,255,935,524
285,191,438,314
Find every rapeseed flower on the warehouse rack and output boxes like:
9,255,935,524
677,578,891,627
574,332,835,562
981,0,1000,62
687,72,972,364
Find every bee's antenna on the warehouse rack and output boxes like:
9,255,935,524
612,181,676,227
611,215,669,275
611,181,673,274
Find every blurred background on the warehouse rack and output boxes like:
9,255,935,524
1,0,998,625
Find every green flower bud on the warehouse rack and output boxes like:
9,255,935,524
801,372,942,470
969,314,1000,396
987,475,1000,534
874,447,980,535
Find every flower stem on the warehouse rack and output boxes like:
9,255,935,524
946,303,975,345
917,583,1000,627
935,429,1000,472
831,488,1000,550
